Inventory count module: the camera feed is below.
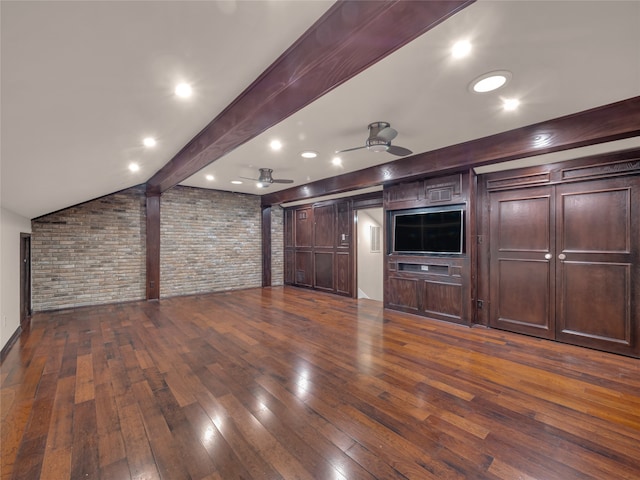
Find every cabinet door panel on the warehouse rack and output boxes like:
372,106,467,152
295,251,313,287
314,204,335,248
314,252,334,291
561,187,630,253
555,178,638,355
295,208,312,247
558,262,631,346
494,259,553,337
422,281,462,321
336,252,351,296
489,187,555,337
284,250,295,284
496,196,550,252
386,277,419,311
385,181,421,204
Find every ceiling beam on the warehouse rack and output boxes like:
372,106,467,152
261,96,640,205
145,0,474,194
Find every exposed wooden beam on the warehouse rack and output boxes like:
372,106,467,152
145,0,474,194
262,96,640,205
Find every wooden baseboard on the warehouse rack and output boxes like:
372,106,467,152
1,326,22,363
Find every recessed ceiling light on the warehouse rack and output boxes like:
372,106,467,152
270,140,282,151
470,71,512,93
129,162,140,172
143,137,156,147
300,151,317,159
503,98,520,111
231,180,243,185
256,182,264,188
532,132,552,148
451,40,472,59
205,174,214,181
332,156,342,166
175,83,192,98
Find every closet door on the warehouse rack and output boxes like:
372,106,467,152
489,186,556,338
555,177,639,355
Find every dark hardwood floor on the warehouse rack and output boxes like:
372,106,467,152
2,287,639,479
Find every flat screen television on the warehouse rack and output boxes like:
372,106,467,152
390,207,464,255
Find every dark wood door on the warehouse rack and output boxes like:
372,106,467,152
489,187,556,338
20,233,31,327
489,176,639,356
554,177,639,355
283,200,354,297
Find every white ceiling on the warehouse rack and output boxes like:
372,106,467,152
2,0,639,219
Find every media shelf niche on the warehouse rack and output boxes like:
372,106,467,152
384,172,472,325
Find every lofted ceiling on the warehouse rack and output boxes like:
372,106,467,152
2,0,639,219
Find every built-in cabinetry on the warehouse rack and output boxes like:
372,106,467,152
384,173,474,325
478,150,640,357
284,199,353,296
281,149,640,357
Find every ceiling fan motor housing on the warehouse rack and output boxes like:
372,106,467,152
258,168,274,183
368,121,391,138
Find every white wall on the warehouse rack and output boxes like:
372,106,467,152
1,207,32,351
356,208,383,301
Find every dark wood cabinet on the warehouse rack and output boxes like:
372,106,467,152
294,207,313,247
489,186,555,338
314,252,334,291
284,199,353,296
384,172,473,325
483,150,640,357
386,257,468,323
555,178,637,354
294,251,313,287
335,252,351,295
313,204,335,247
385,173,464,211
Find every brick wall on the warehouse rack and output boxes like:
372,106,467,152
160,186,262,297
31,185,275,311
31,186,146,311
271,205,284,286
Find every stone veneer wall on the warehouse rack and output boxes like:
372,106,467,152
160,186,262,297
271,205,284,286
31,186,146,311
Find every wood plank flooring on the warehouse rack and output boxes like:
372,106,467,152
2,286,639,479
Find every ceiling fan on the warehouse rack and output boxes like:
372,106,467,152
240,168,294,188
336,121,413,156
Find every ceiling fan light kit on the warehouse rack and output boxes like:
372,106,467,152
366,137,390,152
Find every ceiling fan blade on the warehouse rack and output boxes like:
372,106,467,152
239,176,259,181
272,179,294,184
376,126,397,142
387,145,413,156
335,145,366,154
